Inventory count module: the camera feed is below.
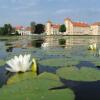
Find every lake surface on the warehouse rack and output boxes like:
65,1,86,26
0,35,100,100
0,35,100,67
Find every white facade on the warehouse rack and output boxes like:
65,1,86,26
17,30,31,35
46,19,91,35
15,26,32,35
45,21,60,35
90,23,100,35
64,19,90,35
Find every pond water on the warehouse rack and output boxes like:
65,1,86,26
0,35,100,100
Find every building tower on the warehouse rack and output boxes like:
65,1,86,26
46,21,52,35
64,18,73,35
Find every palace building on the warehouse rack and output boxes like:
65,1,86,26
45,21,60,35
15,26,31,35
90,22,100,35
45,18,100,35
64,18,90,35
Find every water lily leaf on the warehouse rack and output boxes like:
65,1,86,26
37,72,61,83
57,67,100,81
0,59,5,66
0,72,75,100
93,61,100,66
39,58,79,67
7,72,37,85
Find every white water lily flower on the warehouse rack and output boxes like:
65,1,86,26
6,54,32,72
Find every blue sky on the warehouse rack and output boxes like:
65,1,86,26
0,0,100,26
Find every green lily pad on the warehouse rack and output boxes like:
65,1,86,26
39,58,79,67
0,59,6,66
38,72,60,81
7,72,37,85
44,49,68,55
93,61,100,66
0,72,75,100
57,67,100,81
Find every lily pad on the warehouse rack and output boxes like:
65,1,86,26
0,59,6,66
57,67,100,81
38,72,60,81
93,61,100,67
39,58,79,67
0,72,75,100
44,49,69,56
7,72,37,85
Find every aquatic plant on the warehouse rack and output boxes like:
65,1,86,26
39,58,79,67
0,59,6,66
57,67,100,81
6,54,37,73
1,72,75,100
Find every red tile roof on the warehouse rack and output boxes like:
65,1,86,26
91,22,100,26
51,24,60,29
15,26,23,30
15,26,31,31
72,22,89,27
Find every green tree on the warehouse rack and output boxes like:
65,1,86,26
30,22,36,34
59,24,66,33
35,24,45,34
0,27,4,35
15,31,19,35
0,24,15,35
3,24,13,35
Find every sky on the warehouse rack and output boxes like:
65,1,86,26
0,0,100,26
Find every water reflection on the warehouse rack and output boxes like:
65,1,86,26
6,47,13,52
0,65,15,87
32,39,44,48
0,36,99,51
41,36,99,49
42,36,59,49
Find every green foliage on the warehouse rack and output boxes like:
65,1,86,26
0,24,15,35
35,24,45,34
59,24,66,33
30,22,36,34
14,31,19,35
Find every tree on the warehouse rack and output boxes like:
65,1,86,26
0,24,14,35
3,24,14,35
59,24,66,33
0,27,4,35
35,24,45,34
30,22,36,34
15,31,19,35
